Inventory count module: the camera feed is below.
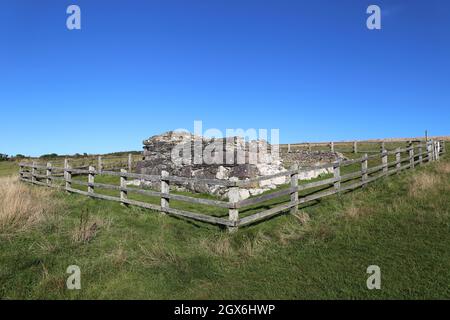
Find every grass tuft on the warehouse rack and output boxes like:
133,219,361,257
138,243,181,267
437,162,450,174
408,171,440,198
277,221,307,245
199,235,233,257
239,231,271,257
72,210,100,244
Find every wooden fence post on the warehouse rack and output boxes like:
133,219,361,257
19,164,24,180
361,153,368,187
395,148,401,173
432,141,436,161
333,161,341,192
427,140,433,162
418,144,423,164
46,162,52,187
353,141,358,154
430,141,434,162
435,140,439,160
290,164,299,215
436,141,440,160
430,140,435,161
228,184,240,232
437,141,440,159
409,145,415,169
381,141,385,153
160,170,170,214
128,154,133,172
88,166,95,195
98,156,103,173
288,144,291,153
330,142,334,152
120,169,128,206
436,141,439,160
434,140,438,161
64,159,71,192
382,150,388,174
31,161,36,184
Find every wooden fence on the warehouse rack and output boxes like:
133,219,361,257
283,139,437,154
19,140,445,232
27,153,141,173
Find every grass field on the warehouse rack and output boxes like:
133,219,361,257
0,161,17,177
1,150,449,299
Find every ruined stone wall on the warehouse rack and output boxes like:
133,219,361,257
135,131,344,199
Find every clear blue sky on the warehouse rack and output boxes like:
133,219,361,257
1,0,449,156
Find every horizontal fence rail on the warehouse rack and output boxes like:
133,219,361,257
19,140,445,231
21,153,142,173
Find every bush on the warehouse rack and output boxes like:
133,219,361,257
39,153,59,159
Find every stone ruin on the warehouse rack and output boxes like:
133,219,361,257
135,131,345,200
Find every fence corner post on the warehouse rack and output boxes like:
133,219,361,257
160,170,170,214
120,169,128,206
361,153,368,187
330,142,334,152
228,179,240,233
88,166,95,195
46,162,52,187
290,164,299,215
353,141,358,154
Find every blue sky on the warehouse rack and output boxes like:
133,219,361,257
1,0,449,156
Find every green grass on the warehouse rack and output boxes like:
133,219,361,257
0,161,18,177
1,152,450,299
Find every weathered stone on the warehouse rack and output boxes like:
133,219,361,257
135,131,345,198
216,166,230,180
238,189,251,200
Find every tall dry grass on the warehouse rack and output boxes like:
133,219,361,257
199,235,233,256
437,162,450,174
408,172,440,198
0,176,58,233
